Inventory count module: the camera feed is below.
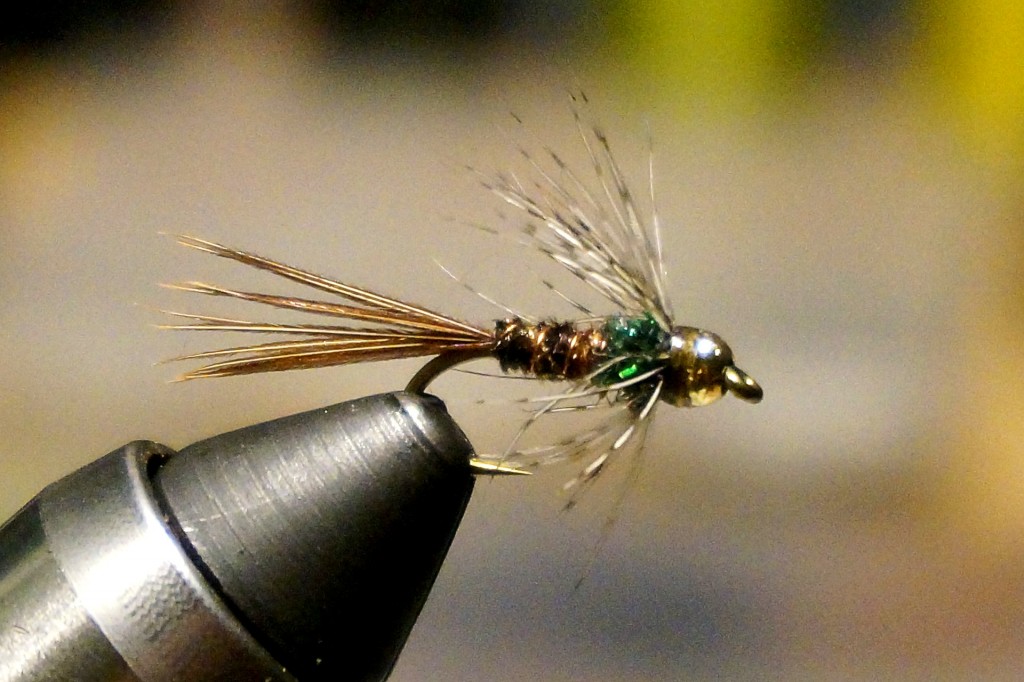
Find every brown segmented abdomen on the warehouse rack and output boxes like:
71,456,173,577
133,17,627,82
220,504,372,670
493,318,608,381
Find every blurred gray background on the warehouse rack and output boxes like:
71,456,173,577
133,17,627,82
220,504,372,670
2,1,1023,679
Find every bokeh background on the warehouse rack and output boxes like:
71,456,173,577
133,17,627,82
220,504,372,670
2,1,1023,679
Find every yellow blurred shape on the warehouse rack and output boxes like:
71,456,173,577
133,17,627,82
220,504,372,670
923,0,1024,158
613,0,792,111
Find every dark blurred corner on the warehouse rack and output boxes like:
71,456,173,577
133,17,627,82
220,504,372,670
0,1,173,58
0,1,603,64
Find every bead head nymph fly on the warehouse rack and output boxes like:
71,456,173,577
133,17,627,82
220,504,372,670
161,93,761,486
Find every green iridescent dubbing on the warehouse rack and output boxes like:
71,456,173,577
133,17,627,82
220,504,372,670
594,313,668,386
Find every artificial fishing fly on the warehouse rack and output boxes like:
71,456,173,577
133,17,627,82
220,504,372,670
161,97,762,490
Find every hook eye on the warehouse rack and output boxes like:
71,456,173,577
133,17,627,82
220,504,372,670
724,366,763,403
